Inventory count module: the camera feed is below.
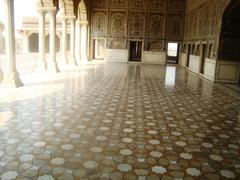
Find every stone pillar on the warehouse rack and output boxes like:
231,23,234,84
0,26,3,80
69,18,77,65
75,20,81,63
36,10,47,71
1,0,23,87
80,21,88,62
48,9,59,73
61,17,68,64
23,31,29,54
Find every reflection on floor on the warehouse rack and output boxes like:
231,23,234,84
0,63,240,179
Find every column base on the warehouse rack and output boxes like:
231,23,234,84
0,69,3,82
48,62,60,73
61,57,68,65
80,55,89,64
68,57,78,66
36,60,47,72
0,70,24,88
76,55,81,65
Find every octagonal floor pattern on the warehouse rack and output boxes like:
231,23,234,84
0,63,239,180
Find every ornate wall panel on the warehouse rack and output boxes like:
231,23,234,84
169,0,185,12
130,0,146,9
166,15,183,40
144,40,165,51
129,12,145,37
110,12,127,36
92,11,108,36
92,0,108,8
90,0,186,51
148,13,165,39
148,0,167,11
108,38,127,49
110,0,128,8
183,0,231,59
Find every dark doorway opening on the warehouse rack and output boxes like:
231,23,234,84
200,44,207,74
166,43,179,64
129,41,142,62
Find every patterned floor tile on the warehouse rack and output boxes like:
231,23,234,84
0,63,239,179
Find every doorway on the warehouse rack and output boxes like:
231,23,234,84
93,38,106,60
200,44,207,74
166,42,179,64
129,41,142,62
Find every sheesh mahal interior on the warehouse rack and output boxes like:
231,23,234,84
0,0,240,179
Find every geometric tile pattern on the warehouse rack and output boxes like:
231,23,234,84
0,64,239,179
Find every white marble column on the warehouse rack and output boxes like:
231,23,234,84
48,9,59,73
36,10,47,71
0,28,3,79
1,0,23,87
61,17,68,64
80,21,88,62
75,20,81,63
69,18,77,65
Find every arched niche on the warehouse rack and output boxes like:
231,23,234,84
218,0,240,61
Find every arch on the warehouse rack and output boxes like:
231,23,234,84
29,33,39,53
208,43,213,58
218,0,240,61
78,0,87,21
58,0,66,16
36,0,54,8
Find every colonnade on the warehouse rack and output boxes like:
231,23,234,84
0,0,89,88
37,7,89,71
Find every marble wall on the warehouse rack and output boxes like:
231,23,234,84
90,0,185,61
180,0,240,83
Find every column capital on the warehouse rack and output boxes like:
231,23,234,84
36,8,46,15
79,20,88,26
46,7,57,16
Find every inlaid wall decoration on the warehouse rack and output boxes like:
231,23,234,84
183,0,231,60
110,12,127,36
167,15,183,39
169,0,185,12
92,11,107,35
110,0,128,8
145,40,165,51
130,0,146,9
184,0,230,40
90,0,186,51
129,12,145,37
92,0,108,8
148,13,165,38
108,38,127,49
148,0,167,11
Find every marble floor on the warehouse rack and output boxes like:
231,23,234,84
0,63,240,180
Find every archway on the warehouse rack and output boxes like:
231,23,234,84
78,0,89,61
218,0,240,61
